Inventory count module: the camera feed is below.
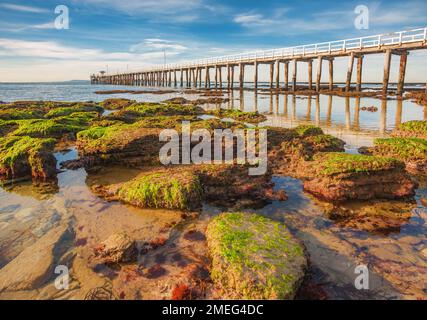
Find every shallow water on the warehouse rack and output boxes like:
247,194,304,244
0,83,426,299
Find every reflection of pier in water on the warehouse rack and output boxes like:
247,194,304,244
218,91,426,147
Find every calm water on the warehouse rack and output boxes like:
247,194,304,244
0,82,426,299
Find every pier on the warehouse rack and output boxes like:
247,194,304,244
91,28,427,95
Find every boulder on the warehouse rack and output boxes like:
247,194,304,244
206,212,307,299
94,233,137,264
303,152,418,202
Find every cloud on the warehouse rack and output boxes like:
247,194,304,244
82,0,200,12
233,2,427,36
0,38,176,61
0,3,49,13
130,39,188,53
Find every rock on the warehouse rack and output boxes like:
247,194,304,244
391,120,427,140
100,98,135,110
366,137,427,175
206,212,307,299
108,167,203,211
76,124,164,166
270,128,345,178
303,152,418,202
197,164,278,209
94,233,137,264
0,224,73,292
206,108,266,124
0,136,57,180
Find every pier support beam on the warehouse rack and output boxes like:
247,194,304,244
205,66,209,88
345,52,355,92
239,63,245,89
356,55,364,92
276,60,280,89
230,65,234,89
328,58,334,90
269,63,274,89
219,67,222,89
307,59,313,90
316,56,322,91
292,59,297,91
397,51,408,96
284,61,289,90
254,61,258,90
382,49,392,95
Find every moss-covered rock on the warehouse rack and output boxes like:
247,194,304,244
392,120,427,140
368,137,427,175
107,168,203,210
0,135,56,180
207,108,266,124
0,108,44,120
125,103,204,117
303,152,417,201
100,98,136,110
76,122,164,166
270,131,345,178
294,125,324,137
310,152,404,176
105,103,203,123
206,212,307,299
44,104,103,118
12,112,98,138
0,119,18,136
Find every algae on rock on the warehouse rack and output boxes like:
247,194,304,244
206,212,307,299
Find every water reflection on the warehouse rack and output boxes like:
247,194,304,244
216,90,425,148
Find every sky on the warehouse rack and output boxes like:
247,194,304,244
0,0,426,82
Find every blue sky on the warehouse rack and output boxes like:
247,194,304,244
0,0,426,82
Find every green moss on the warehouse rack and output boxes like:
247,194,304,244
0,119,18,135
13,112,98,137
207,108,266,123
117,169,203,210
306,134,346,151
312,152,404,176
373,137,427,161
0,135,55,177
125,103,203,117
294,125,324,137
0,108,44,120
44,105,103,118
206,212,306,299
134,115,199,129
100,98,136,110
191,118,247,131
398,120,427,134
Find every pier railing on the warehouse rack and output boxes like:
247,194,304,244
122,27,426,74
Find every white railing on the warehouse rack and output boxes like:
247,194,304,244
104,27,427,76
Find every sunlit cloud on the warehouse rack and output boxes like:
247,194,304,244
0,3,49,13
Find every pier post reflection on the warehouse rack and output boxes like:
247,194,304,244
326,95,332,125
239,89,244,111
345,97,351,130
254,90,258,112
315,96,320,126
292,95,297,121
283,94,288,118
306,96,312,121
354,97,360,131
380,99,387,135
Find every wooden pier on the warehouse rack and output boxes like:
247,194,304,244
91,28,427,95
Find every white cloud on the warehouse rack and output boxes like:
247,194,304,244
78,0,202,17
130,39,188,53
0,3,49,13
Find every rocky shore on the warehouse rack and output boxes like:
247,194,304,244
0,95,426,300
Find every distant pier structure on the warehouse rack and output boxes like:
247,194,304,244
91,28,427,95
